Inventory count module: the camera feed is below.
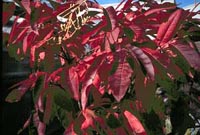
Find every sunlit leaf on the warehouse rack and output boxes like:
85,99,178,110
108,50,133,102
124,110,147,135
81,54,105,110
156,9,184,46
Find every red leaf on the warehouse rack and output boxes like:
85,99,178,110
3,2,16,25
98,52,114,82
35,30,54,48
129,24,145,43
30,46,36,68
144,5,176,16
13,27,29,44
142,48,170,68
107,27,120,44
142,47,184,78
37,94,44,113
37,120,46,135
124,110,147,135
6,72,43,103
81,109,95,130
135,100,145,113
86,1,103,9
81,108,105,131
8,16,19,43
129,45,155,80
39,52,45,60
33,112,46,135
22,115,32,129
108,51,133,102
3,12,11,26
21,0,31,14
92,73,103,94
66,67,80,101
64,123,77,135
36,3,54,24
23,32,36,54
171,41,200,71
81,54,105,110
116,127,127,135
81,22,106,44
121,0,133,11
17,115,32,134
48,68,63,82
77,55,97,81
104,6,117,31
156,9,183,46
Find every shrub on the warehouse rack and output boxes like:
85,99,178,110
4,0,200,134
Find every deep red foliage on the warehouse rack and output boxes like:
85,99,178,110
4,0,200,134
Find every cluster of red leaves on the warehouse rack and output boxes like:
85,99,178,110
4,0,200,134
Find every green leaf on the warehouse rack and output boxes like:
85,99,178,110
56,107,70,128
106,114,121,129
43,86,73,124
103,6,117,31
141,110,163,135
3,2,16,25
43,93,53,124
52,88,73,112
109,60,119,75
5,89,23,103
151,97,165,114
88,11,100,17
7,44,23,61
138,60,147,76
124,27,134,40
151,59,176,92
131,41,157,49
126,57,135,70
30,7,40,25
170,97,195,134
134,65,156,112
110,44,116,52
170,46,191,74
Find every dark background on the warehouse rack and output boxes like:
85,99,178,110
1,47,31,135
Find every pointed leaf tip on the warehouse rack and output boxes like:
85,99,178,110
108,51,133,102
124,110,147,135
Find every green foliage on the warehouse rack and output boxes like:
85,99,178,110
6,89,23,103
124,27,134,40
109,60,119,75
170,97,195,134
106,114,122,129
7,44,23,61
42,86,73,124
142,110,163,135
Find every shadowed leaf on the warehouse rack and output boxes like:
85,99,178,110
171,41,200,71
129,45,155,80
